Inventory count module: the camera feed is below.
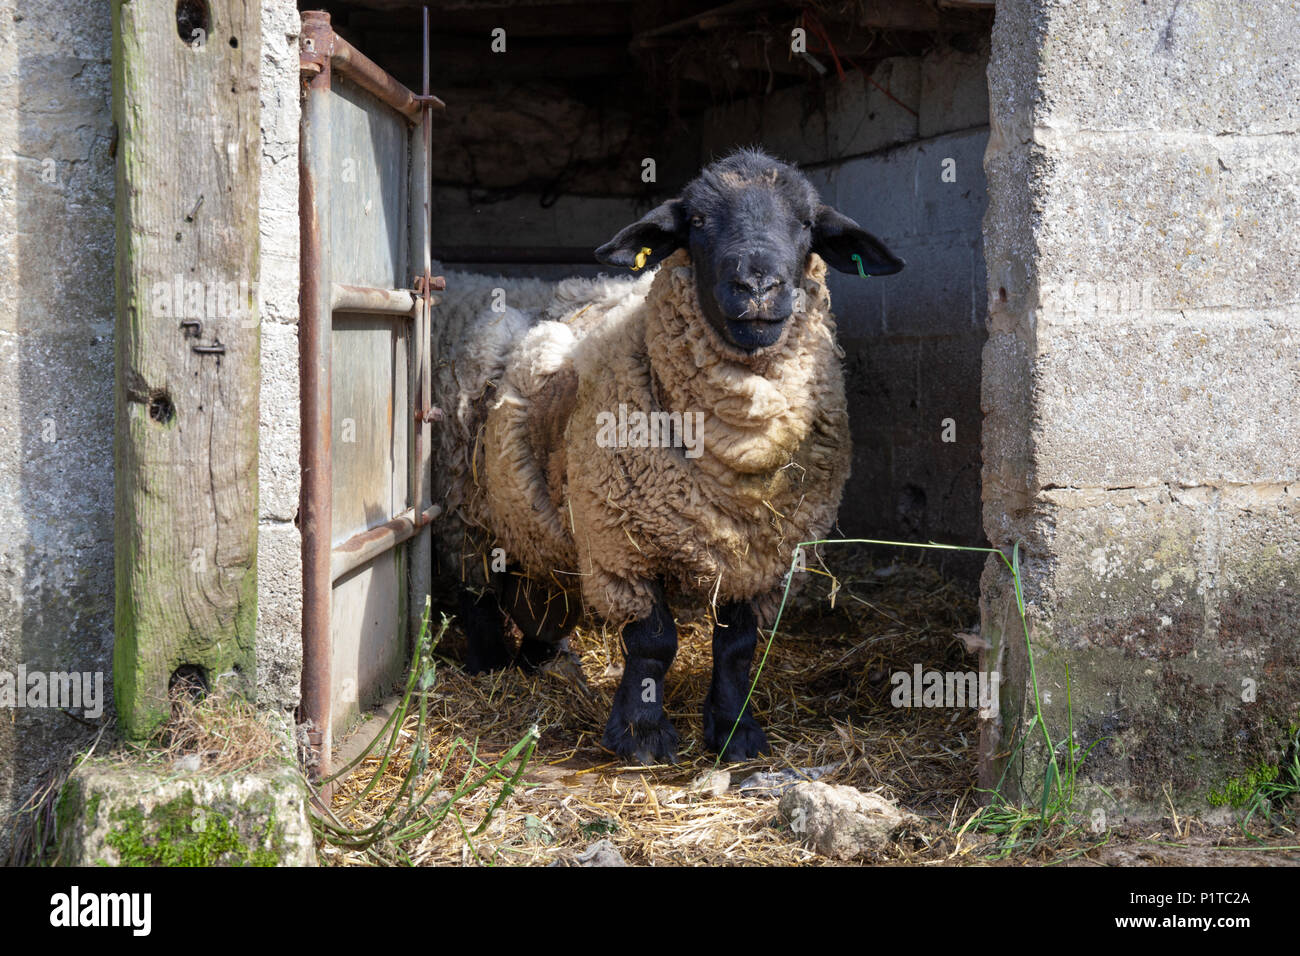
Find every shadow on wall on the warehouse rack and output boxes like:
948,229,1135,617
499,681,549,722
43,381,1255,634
806,131,990,582
1,4,117,858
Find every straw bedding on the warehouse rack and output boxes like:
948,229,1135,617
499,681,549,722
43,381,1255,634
325,554,989,866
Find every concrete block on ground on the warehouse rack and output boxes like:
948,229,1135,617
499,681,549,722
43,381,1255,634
55,758,315,867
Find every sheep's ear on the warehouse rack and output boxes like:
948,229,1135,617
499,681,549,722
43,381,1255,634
594,199,687,270
811,205,905,276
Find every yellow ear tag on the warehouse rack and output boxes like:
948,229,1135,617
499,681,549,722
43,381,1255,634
631,246,653,271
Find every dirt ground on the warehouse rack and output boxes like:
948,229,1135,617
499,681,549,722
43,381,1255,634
320,554,1300,867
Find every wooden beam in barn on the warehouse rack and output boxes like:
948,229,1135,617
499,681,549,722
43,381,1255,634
382,42,635,81
850,0,990,31
112,0,261,738
631,0,989,45
631,0,790,45
344,4,643,37
346,0,638,9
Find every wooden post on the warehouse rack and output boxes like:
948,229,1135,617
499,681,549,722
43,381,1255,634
112,0,261,738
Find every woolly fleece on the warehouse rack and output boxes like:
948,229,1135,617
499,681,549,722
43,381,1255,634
434,250,850,627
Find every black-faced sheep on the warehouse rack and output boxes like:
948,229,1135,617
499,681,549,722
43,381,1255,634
431,147,903,764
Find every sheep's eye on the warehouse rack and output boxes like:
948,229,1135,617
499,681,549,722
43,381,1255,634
801,219,812,230
691,215,705,229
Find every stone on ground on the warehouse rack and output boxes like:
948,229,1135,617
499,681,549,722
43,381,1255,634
778,781,923,860
55,759,315,866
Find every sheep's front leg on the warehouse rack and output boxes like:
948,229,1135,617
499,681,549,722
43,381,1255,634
602,598,679,764
460,588,513,674
703,600,770,760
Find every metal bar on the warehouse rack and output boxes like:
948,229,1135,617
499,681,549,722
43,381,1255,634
332,505,442,584
329,29,445,122
408,5,436,648
299,8,334,782
431,244,598,265
331,282,418,315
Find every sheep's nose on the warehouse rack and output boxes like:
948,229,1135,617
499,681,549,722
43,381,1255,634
734,274,783,297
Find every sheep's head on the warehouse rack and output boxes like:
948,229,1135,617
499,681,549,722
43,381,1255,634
595,148,904,352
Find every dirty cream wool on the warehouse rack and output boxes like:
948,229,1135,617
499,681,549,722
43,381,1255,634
449,249,850,626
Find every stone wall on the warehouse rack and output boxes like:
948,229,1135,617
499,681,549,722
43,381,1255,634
0,0,304,857
979,0,1300,815
0,0,116,859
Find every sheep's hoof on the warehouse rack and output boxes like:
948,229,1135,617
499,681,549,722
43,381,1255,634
704,712,770,762
516,636,567,673
602,716,680,766
464,637,512,675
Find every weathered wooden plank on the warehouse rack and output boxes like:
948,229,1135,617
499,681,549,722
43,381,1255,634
112,0,261,737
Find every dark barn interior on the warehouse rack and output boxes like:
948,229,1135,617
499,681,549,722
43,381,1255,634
313,0,995,578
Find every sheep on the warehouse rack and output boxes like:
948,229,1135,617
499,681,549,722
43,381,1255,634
430,147,904,764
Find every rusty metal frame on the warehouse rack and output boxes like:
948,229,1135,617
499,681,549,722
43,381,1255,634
298,8,443,780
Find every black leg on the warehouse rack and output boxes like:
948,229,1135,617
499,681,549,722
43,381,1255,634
703,600,770,761
460,588,513,674
497,569,581,673
601,597,679,764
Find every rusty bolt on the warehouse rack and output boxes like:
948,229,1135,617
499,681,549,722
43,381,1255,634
413,275,447,296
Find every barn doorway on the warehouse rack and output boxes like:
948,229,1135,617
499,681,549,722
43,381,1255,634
307,1,998,839
319,0,993,581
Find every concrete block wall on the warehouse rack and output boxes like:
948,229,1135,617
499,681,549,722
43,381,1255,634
256,1,303,715
701,46,991,573
980,0,1300,813
0,0,116,859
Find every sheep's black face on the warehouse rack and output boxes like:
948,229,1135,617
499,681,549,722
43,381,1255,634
595,148,905,353
683,166,811,350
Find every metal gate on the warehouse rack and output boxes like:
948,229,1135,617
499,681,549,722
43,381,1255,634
298,9,443,777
